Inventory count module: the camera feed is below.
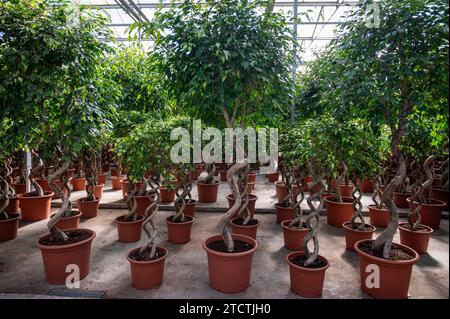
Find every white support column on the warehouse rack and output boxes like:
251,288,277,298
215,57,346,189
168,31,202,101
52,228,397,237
291,0,298,123
25,151,32,193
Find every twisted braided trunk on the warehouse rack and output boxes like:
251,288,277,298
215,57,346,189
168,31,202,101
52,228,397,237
440,158,449,190
288,178,305,229
372,175,383,209
236,165,251,225
30,152,44,196
202,163,216,184
0,158,15,220
174,166,194,222
139,177,161,260
335,162,347,203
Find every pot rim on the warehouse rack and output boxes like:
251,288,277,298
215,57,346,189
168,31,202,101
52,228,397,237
324,196,353,204
134,193,157,199
354,239,419,265
175,199,197,206
431,187,449,193
17,191,54,199
196,180,220,186
126,246,168,265
230,217,260,228
342,221,376,233
274,202,295,209
281,219,307,231
166,215,195,225
202,234,258,257
116,214,145,224
275,181,299,188
393,191,412,196
51,210,82,220
286,251,330,272
226,193,258,201
72,177,86,181
37,228,96,250
77,197,100,204
368,204,389,212
0,212,21,222
409,198,446,207
398,222,434,234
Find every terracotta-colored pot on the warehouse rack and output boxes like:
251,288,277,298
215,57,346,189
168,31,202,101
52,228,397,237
303,176,314,191
13,183,26,194
97,173,107,185
321,193,333,208
0,196,20,213
102,163,110,173
226,194,258,218
430,188,449,211
274,203,295,224
275,181,299,203
87,184,104,199
231,217,260,239
203,234,258,293
121,180,144,200
36,178,51,192
368,205,390,228
219,170,228,182
408,199,446,230
17,192,54,221
160,186,176,203
54,211,81,231
247,172,257,183
354,240,419,299
12,167,20,178
398,223,433,254
116,215,145,243
67,169,75,179
110,168,119,177
339,184,355,198
281,220,308,251
51,180,69,200
324,197,354,227
111,176,123,190
247,182,255,194
127,246,168,290
267,172,280,182
359,179,374,193
286,251,329,298
37,229,96,285
71,178,86,191
197,181,220,203
134,194,156,216
166,216,195,244
342,221,376,251
175,199,197,218
0,213,21,241
393,192,411,208
77,198,100,218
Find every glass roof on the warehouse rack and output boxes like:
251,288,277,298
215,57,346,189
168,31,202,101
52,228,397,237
74,0,359,66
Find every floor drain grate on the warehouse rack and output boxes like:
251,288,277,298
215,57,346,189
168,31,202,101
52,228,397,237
47,288,105,299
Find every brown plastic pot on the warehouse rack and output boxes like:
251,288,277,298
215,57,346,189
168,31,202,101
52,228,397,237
166,216,194,244
127,246,168,290
226,194,258,218
408,199,446,230
71,178,86,192
274,203,296,224
111,176,123,190
393,192,411,208
97,173,107,185
87,184,104,199
121,180,143,200
17,192,54,221
36,178,51,192
77,198,100,218
368,205,390,228
134,194,156,216
0,213,21,241
342,222,376,251
0,196,20,213
275,181,299,203
160,186,176,203
281,220,308,251
398,223,433,254
203,234,258,293
430,188,449,211
102,163,110,173
286,251,330,298
219,170,228,182
67,168,75,179
197,181,220,203
359,179,374,193
54,211,81,231
37,229,96,285
339,184,355,198
324,197,354,227
175,199,197,218
267,172,280,182
116,215,145,243
247,182,255,194
13,183,26,194
354,239,419,299
247,172,257,183
303,176,314,191
230,218,260,239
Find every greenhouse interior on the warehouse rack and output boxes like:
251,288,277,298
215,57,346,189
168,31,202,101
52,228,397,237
0,0,448,303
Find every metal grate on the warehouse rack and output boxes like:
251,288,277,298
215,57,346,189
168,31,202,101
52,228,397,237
47,288,106,299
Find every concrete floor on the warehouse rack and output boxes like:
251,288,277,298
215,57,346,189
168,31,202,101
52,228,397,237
0,207,448,299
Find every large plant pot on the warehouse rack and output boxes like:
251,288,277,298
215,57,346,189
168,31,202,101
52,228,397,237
37,229,96,285
368,205,390,228
430,188,449,211
116,215,145,243
17,192,54,221
97,173,107,185
247,172,257,183
13,183,26,195
121,180,144,200
267,172,280,182
393,192,411,208
197,181,220,203
166,216,194,244
175,199,197,218
203,234,258,293
281,220,308,251
160,187,176,203
324,197,354,227
0,213,21,241
134,194,156,216
77,198,100,218
71,178,86,192
0,196,20,213
127,246,168,290
342,222,376,251
111,176,123,190
54,211,81,231
398,223,433,254
226,194,258,218
275,181,299,203
274,203,295,224
408,199,446,230
339,184,355,198
354,240,419,299
286,251,329,298
231,217,260,239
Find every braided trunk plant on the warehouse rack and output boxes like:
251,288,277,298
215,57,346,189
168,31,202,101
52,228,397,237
0,158,16,220
173,164,195,223
29,151,45,197
334,161,347,203
349,178,365,230
439,157,449,191
372,175,384,209
235,164,252,225
200,163,216,184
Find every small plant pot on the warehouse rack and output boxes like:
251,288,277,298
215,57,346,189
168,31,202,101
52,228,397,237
303,176,314,191
339,184,355,198
97,173,107,185
17,192,54,221
219,170,228,182
160,186,176,203
281,220,308,251
166,215,195,244
35,178,51,192
393,192,411,208
87,184,104,199
286,251,330,298
247,182,255,193
116,215,145,243
37,229,96,285
203,234,258,293
0,196,20,213
368,205,390,228
0,213,21,241
430,188,449,211
134,194,156,216
398,223,433,254
359,179,374,193
267,171,280,182
13,183,26,195
121,180,144,200
226,194,258,218
230,217,260,239
247,172,257,183
71,178,86,192
67,168,75,179
354,240,419,299
275,181,299,203
324,197,354,227
408,199,446,230
77,198,100,218
197,181,220,203
274,203,295,224
127,246,168,290
102,163,110,173
175,199,197,218
54,211,81,231
111,176,123,190
342,221,376,251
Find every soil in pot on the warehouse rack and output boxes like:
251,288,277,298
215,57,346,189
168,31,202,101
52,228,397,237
0,213,21,241
342,222,376,251
368,205,390,228
354,240,419,299
398,223,433,254
226,194,258,218
393,192,412,208
231,217,259,239
281,220,308,251
37,229,96,285
127,246,168,290
274,202,296,224
166,215,195,244
116,215,145,243
175,199,197,218
287,252,329,298
324,197,354,227
77,197,100,218
53,211,81,231
17,191,54,222
197,181,220,203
